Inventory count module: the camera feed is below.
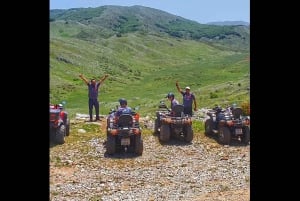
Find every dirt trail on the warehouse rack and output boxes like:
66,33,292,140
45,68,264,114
50,119,250,201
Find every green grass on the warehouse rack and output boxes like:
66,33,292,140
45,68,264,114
50,24,249,119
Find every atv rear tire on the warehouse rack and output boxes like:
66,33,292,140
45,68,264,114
49,129,55,142
184,125,193,142
106,135,116,154
218,126,231,145
242,126,250,145
205,119,214,136
135,135,143,155
55,125,66,144
160,124,170,142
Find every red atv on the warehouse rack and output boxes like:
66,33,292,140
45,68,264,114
205,105,250,145
106,107,143,155
49,103,70,144
154,101,194,143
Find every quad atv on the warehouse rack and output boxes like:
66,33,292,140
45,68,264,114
204,106,250,145
106,107,143,155
49,103,70,144
154,101,193,143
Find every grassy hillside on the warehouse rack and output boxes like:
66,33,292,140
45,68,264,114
50,6,250,118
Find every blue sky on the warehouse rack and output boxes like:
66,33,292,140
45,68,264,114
49,0,249,24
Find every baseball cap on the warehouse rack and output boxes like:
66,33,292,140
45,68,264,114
185,86,190,90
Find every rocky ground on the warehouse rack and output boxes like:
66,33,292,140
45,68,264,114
50,118,250,201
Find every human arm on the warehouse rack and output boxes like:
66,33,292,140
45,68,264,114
175,81,182,93
79,74,89,85
99,74,109,84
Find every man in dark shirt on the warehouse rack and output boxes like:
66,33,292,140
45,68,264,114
79,73,109,121
165,92,179,110
175,81,197,116
116,98,132,117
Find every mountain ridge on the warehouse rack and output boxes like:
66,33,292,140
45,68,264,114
50,5,249,52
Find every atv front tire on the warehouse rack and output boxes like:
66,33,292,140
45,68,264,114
154,119,159,135
66,119,70,136
205,119,214,136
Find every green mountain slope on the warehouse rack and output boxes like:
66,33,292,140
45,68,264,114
50,5,249,51
50,5,250,117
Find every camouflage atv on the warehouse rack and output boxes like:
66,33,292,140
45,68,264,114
154,101,193,143
205,106,250,145
49,102,70,144
106,107,143,155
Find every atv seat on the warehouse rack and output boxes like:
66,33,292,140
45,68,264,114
232,107,243,119
172,104,184,117
117,114,133,127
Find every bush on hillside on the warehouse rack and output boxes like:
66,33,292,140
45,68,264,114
210,92,218,99
240,101,250,116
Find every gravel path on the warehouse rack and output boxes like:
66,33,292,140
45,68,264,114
50,121,250,201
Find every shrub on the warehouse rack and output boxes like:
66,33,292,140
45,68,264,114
210,92,218,99
240,101,250,115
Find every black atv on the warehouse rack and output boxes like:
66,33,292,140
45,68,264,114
154,101,193,143
106,107,143,155
49,103,70,144
204,106,250,145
